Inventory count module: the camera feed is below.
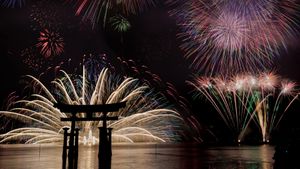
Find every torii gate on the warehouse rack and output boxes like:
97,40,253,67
54,101,126,169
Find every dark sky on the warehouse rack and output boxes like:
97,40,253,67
1,0,300,142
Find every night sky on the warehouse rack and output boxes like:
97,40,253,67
1,0,300,143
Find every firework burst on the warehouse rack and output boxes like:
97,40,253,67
68,0,156,28
109,15,131,33
189,72,299,142
0,67,191,144
169,0,299,75
36,29,64,58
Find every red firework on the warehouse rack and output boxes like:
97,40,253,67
36,29,64,58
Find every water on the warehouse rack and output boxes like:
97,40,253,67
0,144,274,169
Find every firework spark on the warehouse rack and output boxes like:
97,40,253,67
20,47,46,72
169,0,299,75
0,67,192,144
36,29,64,58
189,72,299,142
29,0,60,31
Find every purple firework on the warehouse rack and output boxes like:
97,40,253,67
169,0,299,76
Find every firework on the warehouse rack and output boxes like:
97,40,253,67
169,0,299,75
20,46,74,77
30,0,74,31
30,1,59,31
114,57,203,142
189,72,299,142
20,47,46,72
0,0,24,8
36,29,64,58
118,0,156,15
250,73,299,142
0,67,190,144
109,15,131,33
68,0,156,28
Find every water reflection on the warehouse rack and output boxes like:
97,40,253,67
261,145,272,169
78,146,97,169
0,144,274,169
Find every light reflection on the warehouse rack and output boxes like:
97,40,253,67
0,144,275,169
78,146,97,169
260,144,274,169
82,130,97,146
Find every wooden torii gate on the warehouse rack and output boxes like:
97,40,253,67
54,101,126,169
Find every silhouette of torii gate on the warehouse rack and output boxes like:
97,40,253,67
54,101,126,169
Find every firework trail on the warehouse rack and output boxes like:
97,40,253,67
249,73,299,142
74,54,203,142
169,0,299,75
119,0,156,15
189,72,299,142
0,67,193,144
0,0,24,8
114,57,203,142
36,29,64,58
